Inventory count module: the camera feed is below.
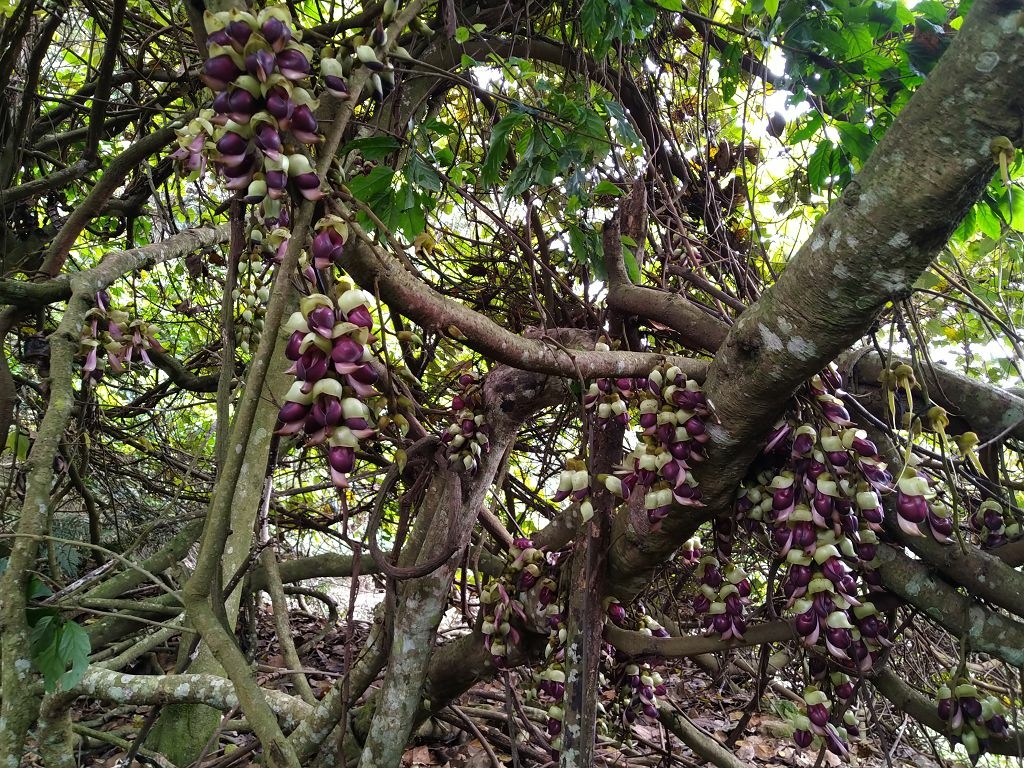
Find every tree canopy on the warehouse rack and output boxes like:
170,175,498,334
2,0,1024,766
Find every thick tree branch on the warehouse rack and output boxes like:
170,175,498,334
872,668,1024,757
606,0,1024,592
875,543,1024,667
343,238,707,379
849,350,1024,444
70,667,310,728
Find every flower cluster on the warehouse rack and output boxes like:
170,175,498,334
480,579,525,670
970,498,1019,548
551,459,593,521
735,365,899,757
791,687,850,756
275,287,379,488
894,468,954,540
232,255,270,355
602,364,708,529
680,535,702,565
172,5,323,218
310,214,349,271
80,292,162,382
936,677,1008,764
691,556,749,640
441,372,490,475
582,342,641,428
616,663,667,723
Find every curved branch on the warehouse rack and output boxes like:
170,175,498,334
658,704,750,768
872,668,1024,757
39,122,182,276
71,667,310,730
0,225,229,308
875,543,1024,667
605,619,797,659
343,237,707,379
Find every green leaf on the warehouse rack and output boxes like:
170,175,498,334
454,26,470,44
56,620,91,692
481,111,528,187
340,136,401,161
5,428,30,460
806,140,837,191
593,180,622,197
347,166,395,202
976,200,1002,240
26,575,52,601
763,0,779,16
836,122,874,165
913,270,943,290
623,249,641,283
406,155,442,192
650,0,682,9
568,223,606,280
599,99,641,149
581,0,605,47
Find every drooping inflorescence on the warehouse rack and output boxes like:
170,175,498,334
79,291,162,384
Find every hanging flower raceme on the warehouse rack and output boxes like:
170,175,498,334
79,292,162,382
692,556,749,640
793,687,849,758
602,364,708,529
231,254,270,354
583,342,639,428
970,498,1018,548
550,458,594,522
731,364,908,757
617,663,667,724
275,283,380,489
441,371,490,475
173,5,323,210
480,538,561,670
936,677,1009,764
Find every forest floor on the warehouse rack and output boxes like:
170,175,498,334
58,582,956,768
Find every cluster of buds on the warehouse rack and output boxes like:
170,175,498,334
173,6,323,208
602,365,708,529
936,678,1009,764
346,7,407,101
617,663,668,724
551,458,593,521
276,285,379,488
970,499,1019,548
80,292,162,382
480,579,525,669
583,376,634,428
691,556,749,640
231,256,270,354
441,372,490,474
877,361,918,429
792,687,850,757
481,538,561,669
582,342,641,428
